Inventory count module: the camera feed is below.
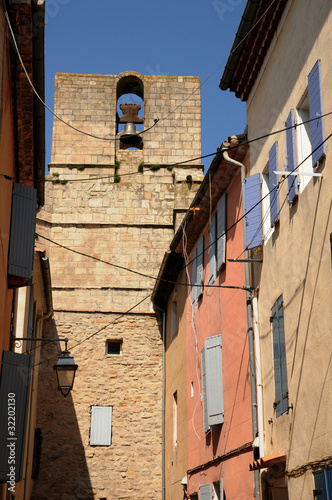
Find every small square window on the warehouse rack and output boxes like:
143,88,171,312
106,340,122,355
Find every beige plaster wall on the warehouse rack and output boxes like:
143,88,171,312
164,272,188,500
246,0,332,497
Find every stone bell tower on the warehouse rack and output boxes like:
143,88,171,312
33,71,203,499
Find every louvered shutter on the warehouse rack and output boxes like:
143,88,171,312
244,174,262,249
199,483,213,500
308,59,325,166
269,142,280,228
192,247,198,305
216,195,226,269
8,183,37,285
27,286,36,353
208,213,217,284
196,236,204,299
271,297,288,417
90,406,112,445
201,334,224,432
285,110,298,204
0,351,32,481
313,468,332,500
201,343,209,433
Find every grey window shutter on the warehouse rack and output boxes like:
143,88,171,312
90,406,113,446
196,236,204,298
216,194,226,269
192,247,198,305
8,183,37,285
0,351,32,481
199,483,213,500
201,344,209,433
27,286,36,353
269,142,280,228
208,213,217,284
201,334,224,431
285,110,298,204
308,59,325,166
271,296,288,417
243,174,262,249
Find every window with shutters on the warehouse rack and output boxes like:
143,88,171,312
201,334,224,432
198,480,223,500
192,236,204,306
262,143,280,242
296,59,325,192
313,467,332,499
208,194,226,284
90,406,113,446
285,109,299,205
271,296,288,417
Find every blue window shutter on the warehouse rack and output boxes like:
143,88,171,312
285,110,298,204
271,296,288,417
208,213,217,284
199,483,213,500
308,59,325,166
90,406,113,446
201,334,224,431
244,174,262,249
313,468,332,500
8,183,37,285
216,194,226,269
269,142,280,228
0,351,32,481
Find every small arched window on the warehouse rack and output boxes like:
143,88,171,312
116,75,144,150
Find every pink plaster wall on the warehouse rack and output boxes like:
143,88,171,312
186,172,254,498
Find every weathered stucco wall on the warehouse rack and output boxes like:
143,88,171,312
246,0,332,497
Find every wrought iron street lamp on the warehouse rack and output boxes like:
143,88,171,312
11,336,78,397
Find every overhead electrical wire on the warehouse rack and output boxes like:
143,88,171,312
181,131,331,270
34,131,331,300
0,111,331,185
4,0,278,143
33,134,331,366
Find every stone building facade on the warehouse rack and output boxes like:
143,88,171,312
32,71,204,499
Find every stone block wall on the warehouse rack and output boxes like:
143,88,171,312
32,311,163,500
33,72,203,499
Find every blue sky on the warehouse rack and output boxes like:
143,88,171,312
44,0,247,172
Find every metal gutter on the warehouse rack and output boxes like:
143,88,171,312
222,146,259,500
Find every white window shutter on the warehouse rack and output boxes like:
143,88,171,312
208,213,217,284
201,345,209,433
199,483,213,500
196,236,204,298
216,194,226,269
201,334,224,432
192,247,198,305
90,406,113,446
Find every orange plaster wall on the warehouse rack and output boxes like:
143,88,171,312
186,172,254,498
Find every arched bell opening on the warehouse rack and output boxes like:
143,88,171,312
116,75,144,150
